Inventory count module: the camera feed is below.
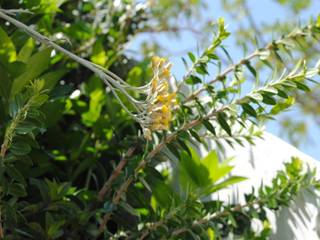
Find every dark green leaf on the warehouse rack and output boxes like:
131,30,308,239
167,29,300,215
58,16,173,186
166,143,181,159
189,129,202,143
178,140,192,156
0,65,11,100
294,81,310,92
245,62,257,78
42,69,67,90
241,103,257,118
188,52,196,62
195,64,209,75
16,121,37,134
8,183,27,197
186,75,202,85
203,119,216,136
10,141,32,156
262,93,277,105
217,113,232,136
276,88,289,98
6,165,26,185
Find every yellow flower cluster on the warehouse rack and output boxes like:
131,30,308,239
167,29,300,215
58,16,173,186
143,56,176,139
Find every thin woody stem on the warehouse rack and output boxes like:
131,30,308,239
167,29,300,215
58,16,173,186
99,177,134,232
170,200,261,237
98,147,136,202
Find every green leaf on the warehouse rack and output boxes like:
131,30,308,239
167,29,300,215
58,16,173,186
166,142,181,159
276,88,289,98
90,39,107,66
15,121,37,134
14,229,34,238
196,64,209,75
8,95,24,118
203,120,216,136
2,203,17,225
208,176,247,194
30,94,49,107
46,212,65,239
201,151,219,181
261,59,273,69
6,61,27,78
217,113,232,136
42,69,67,90
182,57,188,69
207,228,215,240
207,53,219,60
220,45,233,63
10,141,32,156
147,168,180,208
271,97,295,114
186,75,202,85
0,65,11,100
0,26,16,65
10,48,52,98
8,183,27,197
245,62,257,78
71,158,94,181
6,165,27,185
203,152,234,183
241,103,257,118
179,150,210,190
178,139,192,156
27,222,46,238
17,38,35,62
188,52,196,62
294,81,310,92
81,89,106,126
30,178,50,202
261,93,277,105
189,129,202,143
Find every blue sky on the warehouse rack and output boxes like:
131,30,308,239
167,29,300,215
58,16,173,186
128,0,320,159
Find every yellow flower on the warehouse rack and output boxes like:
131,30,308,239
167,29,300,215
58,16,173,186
143,56,176,139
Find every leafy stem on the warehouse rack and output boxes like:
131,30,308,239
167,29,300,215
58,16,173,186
98,56,319,235
183,23,319,104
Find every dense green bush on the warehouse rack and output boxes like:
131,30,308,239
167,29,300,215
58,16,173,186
0,0,320,239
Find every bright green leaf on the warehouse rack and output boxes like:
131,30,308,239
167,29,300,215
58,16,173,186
17,38,35,62
0,26,16,65
10,48,52,98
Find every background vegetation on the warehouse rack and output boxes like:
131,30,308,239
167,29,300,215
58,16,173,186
0,0,320,239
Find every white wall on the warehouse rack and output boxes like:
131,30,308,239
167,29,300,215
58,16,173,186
202,132,320,239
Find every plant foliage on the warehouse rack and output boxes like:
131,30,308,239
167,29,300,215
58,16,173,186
0,1,319,239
